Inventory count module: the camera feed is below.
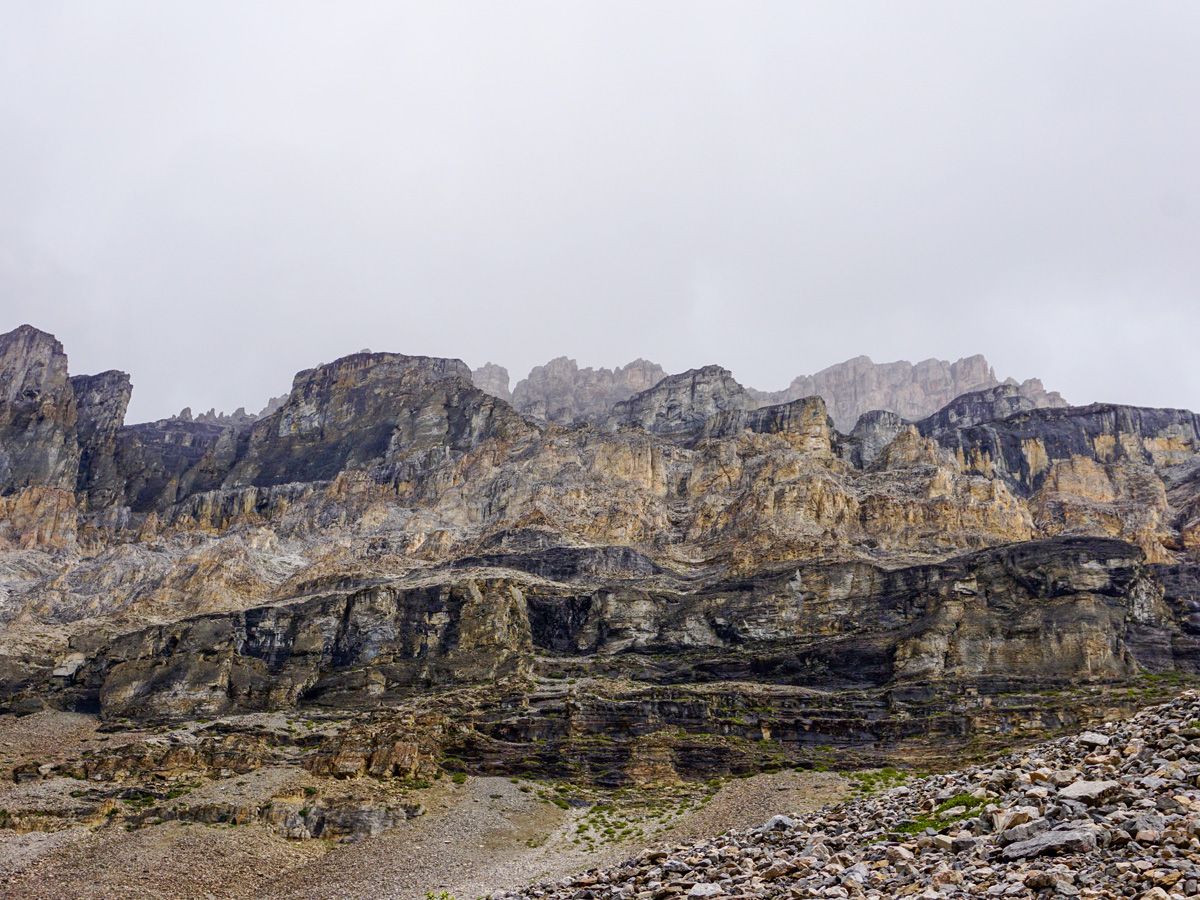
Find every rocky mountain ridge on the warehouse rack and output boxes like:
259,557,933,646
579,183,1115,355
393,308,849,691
480,352,1067,432
0,321,1197,897
0,320,1197,831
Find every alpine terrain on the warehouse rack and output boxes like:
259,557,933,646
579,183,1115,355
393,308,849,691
0,323,1197,899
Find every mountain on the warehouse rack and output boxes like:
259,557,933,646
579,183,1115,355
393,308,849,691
471,362,512,402
747,353,1068,431
510,356,667,424
493,351,1067,431
0,322,1195,887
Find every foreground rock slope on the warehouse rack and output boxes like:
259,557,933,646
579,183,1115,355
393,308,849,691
493,692,1200,899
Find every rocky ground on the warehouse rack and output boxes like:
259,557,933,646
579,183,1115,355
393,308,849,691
493,693,1200,900
0,708,849,899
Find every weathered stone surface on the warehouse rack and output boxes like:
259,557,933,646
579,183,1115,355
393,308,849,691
70,369,132,509
934,402,1200,494
512,356,666,424
38,535,1191,732
840,409,908,468
607,366,754,443
1001,826,1098,859
223,351,533,490
509,352,1065,432
1057,780,1122,805
86,577,533,719
0,324,79,494
472,362,512,402
749,354,1067,431
1,324,1199,832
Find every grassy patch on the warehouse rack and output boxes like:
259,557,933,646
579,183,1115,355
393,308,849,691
895,793,985,835
845,766,909,796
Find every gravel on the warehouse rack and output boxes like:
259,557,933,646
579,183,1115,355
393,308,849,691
491,692,1200,899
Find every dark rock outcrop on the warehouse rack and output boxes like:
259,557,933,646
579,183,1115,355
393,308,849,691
607,366,754,443
49,537,1186,723
706,396,835,455
932,402,1200,493
0,325,79,494
917,383,1036,437
70,370,132,509
77,577,533,719
840,409,908,468
222,352,533,490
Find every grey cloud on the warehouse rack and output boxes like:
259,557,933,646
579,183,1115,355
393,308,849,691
1,1,1197,421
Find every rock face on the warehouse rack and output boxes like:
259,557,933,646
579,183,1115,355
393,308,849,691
88,577,533,719
840,409,908,468
607,365,754,442
750,354,1067,431
508,353,1065,432
511,356,667,424
0,325,79,494
916,383,1036,436
931,402,1200,493
471,362,512,402
0,321,1198,806
69,370,132,509
222,352,530,490
54,535,1182,724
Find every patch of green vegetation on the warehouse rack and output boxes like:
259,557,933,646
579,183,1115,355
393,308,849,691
895,792,985,834
845,766,909,796
120,791,156,810
934,793,985,816
450,772,467,785
303,786,318,797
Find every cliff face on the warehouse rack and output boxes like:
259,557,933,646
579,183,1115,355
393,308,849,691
511,357,667,424
70,370,132,510
750,354,1068,431
0,322,1197,792
607,365,755,443
0,325,79,494
507,352,1065,432
222,352,531,490
471,362,512,402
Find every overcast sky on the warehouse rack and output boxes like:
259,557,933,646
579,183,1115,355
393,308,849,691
2,2,1198,422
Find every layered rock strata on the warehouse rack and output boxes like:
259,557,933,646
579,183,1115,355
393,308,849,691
0,322,1196,798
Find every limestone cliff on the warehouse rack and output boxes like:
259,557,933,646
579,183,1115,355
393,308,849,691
0,322,1197,791
511,357,666,424
508,352,1065,432
750,354,1068,431
0,324,79,494
70,370,132,510
607,365,754,443
471,362,512,402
